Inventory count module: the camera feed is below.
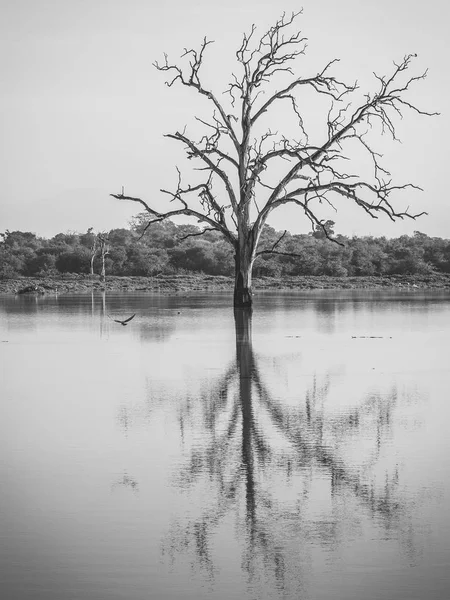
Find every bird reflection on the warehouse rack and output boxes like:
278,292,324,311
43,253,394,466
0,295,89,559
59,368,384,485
162,309,411,596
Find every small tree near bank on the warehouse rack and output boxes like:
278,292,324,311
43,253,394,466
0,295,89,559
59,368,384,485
88,228,98,276
111,11,437,308
81,229,110,280
97,232,109,282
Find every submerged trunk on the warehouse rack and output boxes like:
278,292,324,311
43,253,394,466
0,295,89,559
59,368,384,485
234,257,252,307
234,234,255,308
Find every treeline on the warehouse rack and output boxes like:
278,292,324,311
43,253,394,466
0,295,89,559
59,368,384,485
1,214,450,279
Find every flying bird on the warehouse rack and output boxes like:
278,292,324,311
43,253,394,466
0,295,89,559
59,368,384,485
108,314,136,326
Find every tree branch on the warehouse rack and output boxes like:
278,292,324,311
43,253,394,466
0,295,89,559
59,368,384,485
177,227,217,242
251,60,356,126
255,230,288,257
251,53,436,238
165,131,239,212
154,40,241,153
110,191,236,245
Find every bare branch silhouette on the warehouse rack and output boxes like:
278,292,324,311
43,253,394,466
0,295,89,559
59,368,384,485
112,13,437,307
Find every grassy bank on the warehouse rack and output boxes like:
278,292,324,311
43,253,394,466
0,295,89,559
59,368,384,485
1,273,450,295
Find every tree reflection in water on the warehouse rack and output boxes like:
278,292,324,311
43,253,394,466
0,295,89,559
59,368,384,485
161,309,413,595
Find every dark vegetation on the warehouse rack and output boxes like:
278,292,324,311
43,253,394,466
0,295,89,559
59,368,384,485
1,217,450,282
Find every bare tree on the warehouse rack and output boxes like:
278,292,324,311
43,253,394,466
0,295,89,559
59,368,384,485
87,228,98,276
97,232,109,282
111,11,436,308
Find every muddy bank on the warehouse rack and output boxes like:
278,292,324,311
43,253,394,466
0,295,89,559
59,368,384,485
1,273,450,295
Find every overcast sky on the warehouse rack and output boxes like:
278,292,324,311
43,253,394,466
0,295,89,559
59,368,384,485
1,0,448,239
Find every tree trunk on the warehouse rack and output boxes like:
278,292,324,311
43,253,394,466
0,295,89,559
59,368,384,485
98,237,109,283
100,253,107,282
90,237,97,276
234,235,254,308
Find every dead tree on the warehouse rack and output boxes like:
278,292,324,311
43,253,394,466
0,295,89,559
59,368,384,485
88,228,98,276
97,232,109,282
111,11,436,308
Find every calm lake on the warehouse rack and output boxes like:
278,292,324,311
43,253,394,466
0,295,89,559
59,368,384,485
1,290,449,600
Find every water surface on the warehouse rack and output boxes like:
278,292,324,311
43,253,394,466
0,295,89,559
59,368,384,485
1,290,449,599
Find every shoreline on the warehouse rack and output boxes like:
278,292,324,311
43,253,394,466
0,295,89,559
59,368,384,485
1,273,450,295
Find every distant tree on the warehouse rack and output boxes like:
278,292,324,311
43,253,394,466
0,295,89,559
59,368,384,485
79,228,98,275
79,227,96,249
55,247,91,274
289,240,323,276
130,214,178,248
97,233,110,282
386,236,434,274
169,239,218,274
112,12,436,307
311,220,336,240
420,234,450,273
349,239,379,275
319,243,348,277
25,251,57,276
1,230,40,250
124,246,169,276
108,228,135,247
50,232,79,247
0,246,24,278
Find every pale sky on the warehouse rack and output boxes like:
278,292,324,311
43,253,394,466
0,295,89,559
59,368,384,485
1,0,448,239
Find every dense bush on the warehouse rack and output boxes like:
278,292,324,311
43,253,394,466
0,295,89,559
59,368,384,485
55,247,91,273
1,220,449,279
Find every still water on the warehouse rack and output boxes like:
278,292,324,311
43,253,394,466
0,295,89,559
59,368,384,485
0,290,449,600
